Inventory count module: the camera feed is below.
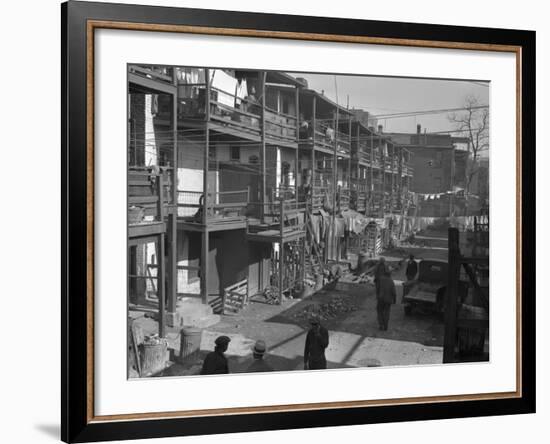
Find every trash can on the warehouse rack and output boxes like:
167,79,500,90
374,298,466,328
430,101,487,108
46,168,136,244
141,342,168,377
179,327,202,362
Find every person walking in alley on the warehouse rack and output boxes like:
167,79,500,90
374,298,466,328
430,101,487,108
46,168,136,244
200,335,231,375
374,257,388,296
246,340,274,373
304,315,329,370
405,254,418,281
377,269,397,331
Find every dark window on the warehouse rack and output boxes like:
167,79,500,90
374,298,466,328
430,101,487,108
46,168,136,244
230,146,240,161
282,99,289,114
209,145,216,160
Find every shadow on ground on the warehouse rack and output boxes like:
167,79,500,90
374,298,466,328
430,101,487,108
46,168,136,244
160,349,355,376
264,281,444,348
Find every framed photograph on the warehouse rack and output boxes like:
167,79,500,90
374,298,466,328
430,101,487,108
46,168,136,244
62,1,535,442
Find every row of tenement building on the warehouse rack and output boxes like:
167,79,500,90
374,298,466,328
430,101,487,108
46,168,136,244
127,65,486,335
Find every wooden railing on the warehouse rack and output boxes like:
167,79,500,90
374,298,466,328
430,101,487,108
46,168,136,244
264,198,307,220
271,185,296,202
356,149,372,165
311,180,332,211
338,186,350,211
128,167,172,225
129,65,174,84
175,82,298,143
313,121,350,154
264,107,298,143
384,158,395,172
402,163,414,176
351,181,368,212
209,87,262,136
246,199,307,239
177,188,250,220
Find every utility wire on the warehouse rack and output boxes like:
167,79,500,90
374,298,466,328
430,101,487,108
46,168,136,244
372,105,489,119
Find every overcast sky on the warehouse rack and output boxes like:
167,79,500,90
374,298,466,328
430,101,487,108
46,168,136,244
289,72,489,135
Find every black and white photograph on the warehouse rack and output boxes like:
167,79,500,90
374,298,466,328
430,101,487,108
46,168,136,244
127,65,490,378
0,0,542,442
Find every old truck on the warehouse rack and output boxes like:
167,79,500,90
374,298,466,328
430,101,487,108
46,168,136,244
402,259,466,316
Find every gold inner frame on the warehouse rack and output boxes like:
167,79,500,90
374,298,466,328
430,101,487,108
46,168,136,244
85,19,523,423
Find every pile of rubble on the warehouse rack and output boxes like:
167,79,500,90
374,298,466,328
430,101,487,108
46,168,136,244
292,296,358,322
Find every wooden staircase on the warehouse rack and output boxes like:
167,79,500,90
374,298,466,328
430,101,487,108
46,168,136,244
303,208,328,282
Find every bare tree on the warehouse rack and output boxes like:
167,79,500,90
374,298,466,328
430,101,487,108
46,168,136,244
448,95,489,196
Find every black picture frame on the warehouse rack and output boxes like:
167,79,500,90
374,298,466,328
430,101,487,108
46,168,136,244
62,1,536,442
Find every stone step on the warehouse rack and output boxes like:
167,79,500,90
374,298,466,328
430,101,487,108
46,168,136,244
174,297,220,328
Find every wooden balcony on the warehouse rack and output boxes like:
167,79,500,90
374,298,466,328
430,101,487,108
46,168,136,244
128,65,176,95
264,107,298,145
311,181,331,212
177,188,250,232
351,182,368,213
246,199,306,243
306,121,350,156
402,163,414,177
128,167,171,239
338,187,350,212
384,158,398,173
175,82,298,148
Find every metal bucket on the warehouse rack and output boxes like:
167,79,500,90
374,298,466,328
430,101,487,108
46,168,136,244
179,327,202,362
140,342,168,377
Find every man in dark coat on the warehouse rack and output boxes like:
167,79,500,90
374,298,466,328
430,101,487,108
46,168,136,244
405,254,418,281
304,315,329,370
200,335,230,375
373,257,388,296
377,270,397,331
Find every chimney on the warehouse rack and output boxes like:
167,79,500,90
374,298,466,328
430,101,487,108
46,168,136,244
296,77,308,88
417,124,421,134
378,124,383,133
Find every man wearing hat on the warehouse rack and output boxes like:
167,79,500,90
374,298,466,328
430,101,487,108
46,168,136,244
246,340,273,373
200,335,231,375
405,254,418,281
374,257,388,297
303,315,329,370
377,269,397,331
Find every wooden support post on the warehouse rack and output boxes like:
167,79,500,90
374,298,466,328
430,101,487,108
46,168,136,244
443,227,460,363
300,236,306,284
398,147,403,210
279,199,284,305
381,139,386,214
201,231,209,306
167,71,178,318
279,198,284,238
311,95,317,206
332,109,338,261
158,233,166,338
260,72,267,222
356,123,361,185
201,68,211,306
295,85,300,199
348,114,351,193
157,173,166,328
390,145,395,212
370,131,374,214
204,69,210,227
450,146,456,219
